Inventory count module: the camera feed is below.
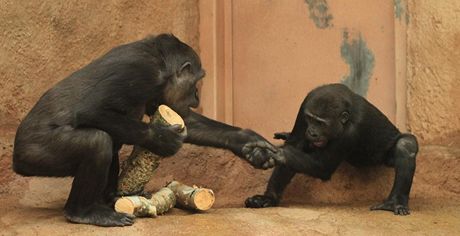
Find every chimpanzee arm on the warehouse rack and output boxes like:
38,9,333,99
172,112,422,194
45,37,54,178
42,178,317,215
73,73,154,146
184,112,242,151
183,111,277,169
75,107,184,156
278,145,342,181
73,66,185,156
245,144,342,208
75,108,150,145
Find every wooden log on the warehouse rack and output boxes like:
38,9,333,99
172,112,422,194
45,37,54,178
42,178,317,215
114,196,157,217
117,105,185,196
152,105,185,131
150,187,176,215
167,181,215,211
114,187,176,217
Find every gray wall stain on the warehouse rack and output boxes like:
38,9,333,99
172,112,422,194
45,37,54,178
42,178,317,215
394,0,404,19
304,0,333,29
394,0,409,24
340,30,375,97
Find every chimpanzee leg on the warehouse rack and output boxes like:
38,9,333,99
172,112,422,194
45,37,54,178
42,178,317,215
63,131,134,226
245,165,296,208
371,134,418,215
13,127,134,226
102,143,122,205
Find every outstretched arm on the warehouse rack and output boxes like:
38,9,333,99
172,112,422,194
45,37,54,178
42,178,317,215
183,111,278,169
276,145,341,181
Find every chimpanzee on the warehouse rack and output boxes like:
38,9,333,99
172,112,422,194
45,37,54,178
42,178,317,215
245,83,418,215
12,34,278,227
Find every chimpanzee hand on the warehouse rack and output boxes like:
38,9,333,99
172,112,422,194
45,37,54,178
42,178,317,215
242,141,276,169
143,124,187,157
240,130,283,169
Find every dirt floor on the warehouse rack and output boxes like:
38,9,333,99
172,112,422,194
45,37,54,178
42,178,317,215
0,194,459,236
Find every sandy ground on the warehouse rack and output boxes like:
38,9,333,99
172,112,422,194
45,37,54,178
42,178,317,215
0,194,459,236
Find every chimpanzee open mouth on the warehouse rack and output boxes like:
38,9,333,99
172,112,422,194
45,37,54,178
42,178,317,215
311,140,327,148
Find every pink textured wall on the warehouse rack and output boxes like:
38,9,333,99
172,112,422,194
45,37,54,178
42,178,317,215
407,0,460,146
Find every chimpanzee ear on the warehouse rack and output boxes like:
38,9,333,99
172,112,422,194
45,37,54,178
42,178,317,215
340,111,349,124
178,61,192,76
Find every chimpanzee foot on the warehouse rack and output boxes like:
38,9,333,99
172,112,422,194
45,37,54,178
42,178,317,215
370,200,410,216
245,195,278,208
65,204,135,227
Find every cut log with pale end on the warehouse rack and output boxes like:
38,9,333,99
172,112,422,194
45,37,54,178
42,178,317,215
114,187,176,217
167,181,215,211
152,105,185,131
114,196,157,217
117,105,185,196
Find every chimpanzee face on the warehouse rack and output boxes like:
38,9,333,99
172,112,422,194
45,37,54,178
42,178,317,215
303,100,349,148
162,61,205,113
304,110,331,148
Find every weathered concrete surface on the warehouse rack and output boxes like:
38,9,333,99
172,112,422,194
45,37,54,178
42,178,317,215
406,0,460,145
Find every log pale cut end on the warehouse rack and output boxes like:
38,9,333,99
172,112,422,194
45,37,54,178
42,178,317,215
167,181,215,211
114,197,137,215
114,196,157,217
156,105,185,129
192,189,215,211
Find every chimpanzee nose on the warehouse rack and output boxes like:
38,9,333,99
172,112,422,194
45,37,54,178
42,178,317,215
307,129,318,138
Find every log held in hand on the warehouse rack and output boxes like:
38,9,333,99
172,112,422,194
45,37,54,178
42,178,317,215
152,105,185,130
117,105,185,196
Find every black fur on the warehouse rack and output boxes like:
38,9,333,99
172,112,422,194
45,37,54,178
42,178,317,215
13,34,278,227
246,84,418,216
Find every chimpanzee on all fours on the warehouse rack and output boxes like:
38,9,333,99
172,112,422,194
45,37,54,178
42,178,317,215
12,34,278,227
245,84,418,215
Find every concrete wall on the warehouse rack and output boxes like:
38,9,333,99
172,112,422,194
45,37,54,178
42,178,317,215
406,0,460,146
0,0,199,189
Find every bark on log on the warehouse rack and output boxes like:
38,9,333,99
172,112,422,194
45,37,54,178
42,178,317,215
150,187,176,215
167,181,215,211
114,187,176,217
114,196,157,217
117,105,185,196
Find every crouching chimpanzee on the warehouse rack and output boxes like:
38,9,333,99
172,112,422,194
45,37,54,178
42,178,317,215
245,83,418,215
13,34,278,227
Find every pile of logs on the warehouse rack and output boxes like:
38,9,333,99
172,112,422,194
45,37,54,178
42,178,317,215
115,181,215,217
115,105,215,218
